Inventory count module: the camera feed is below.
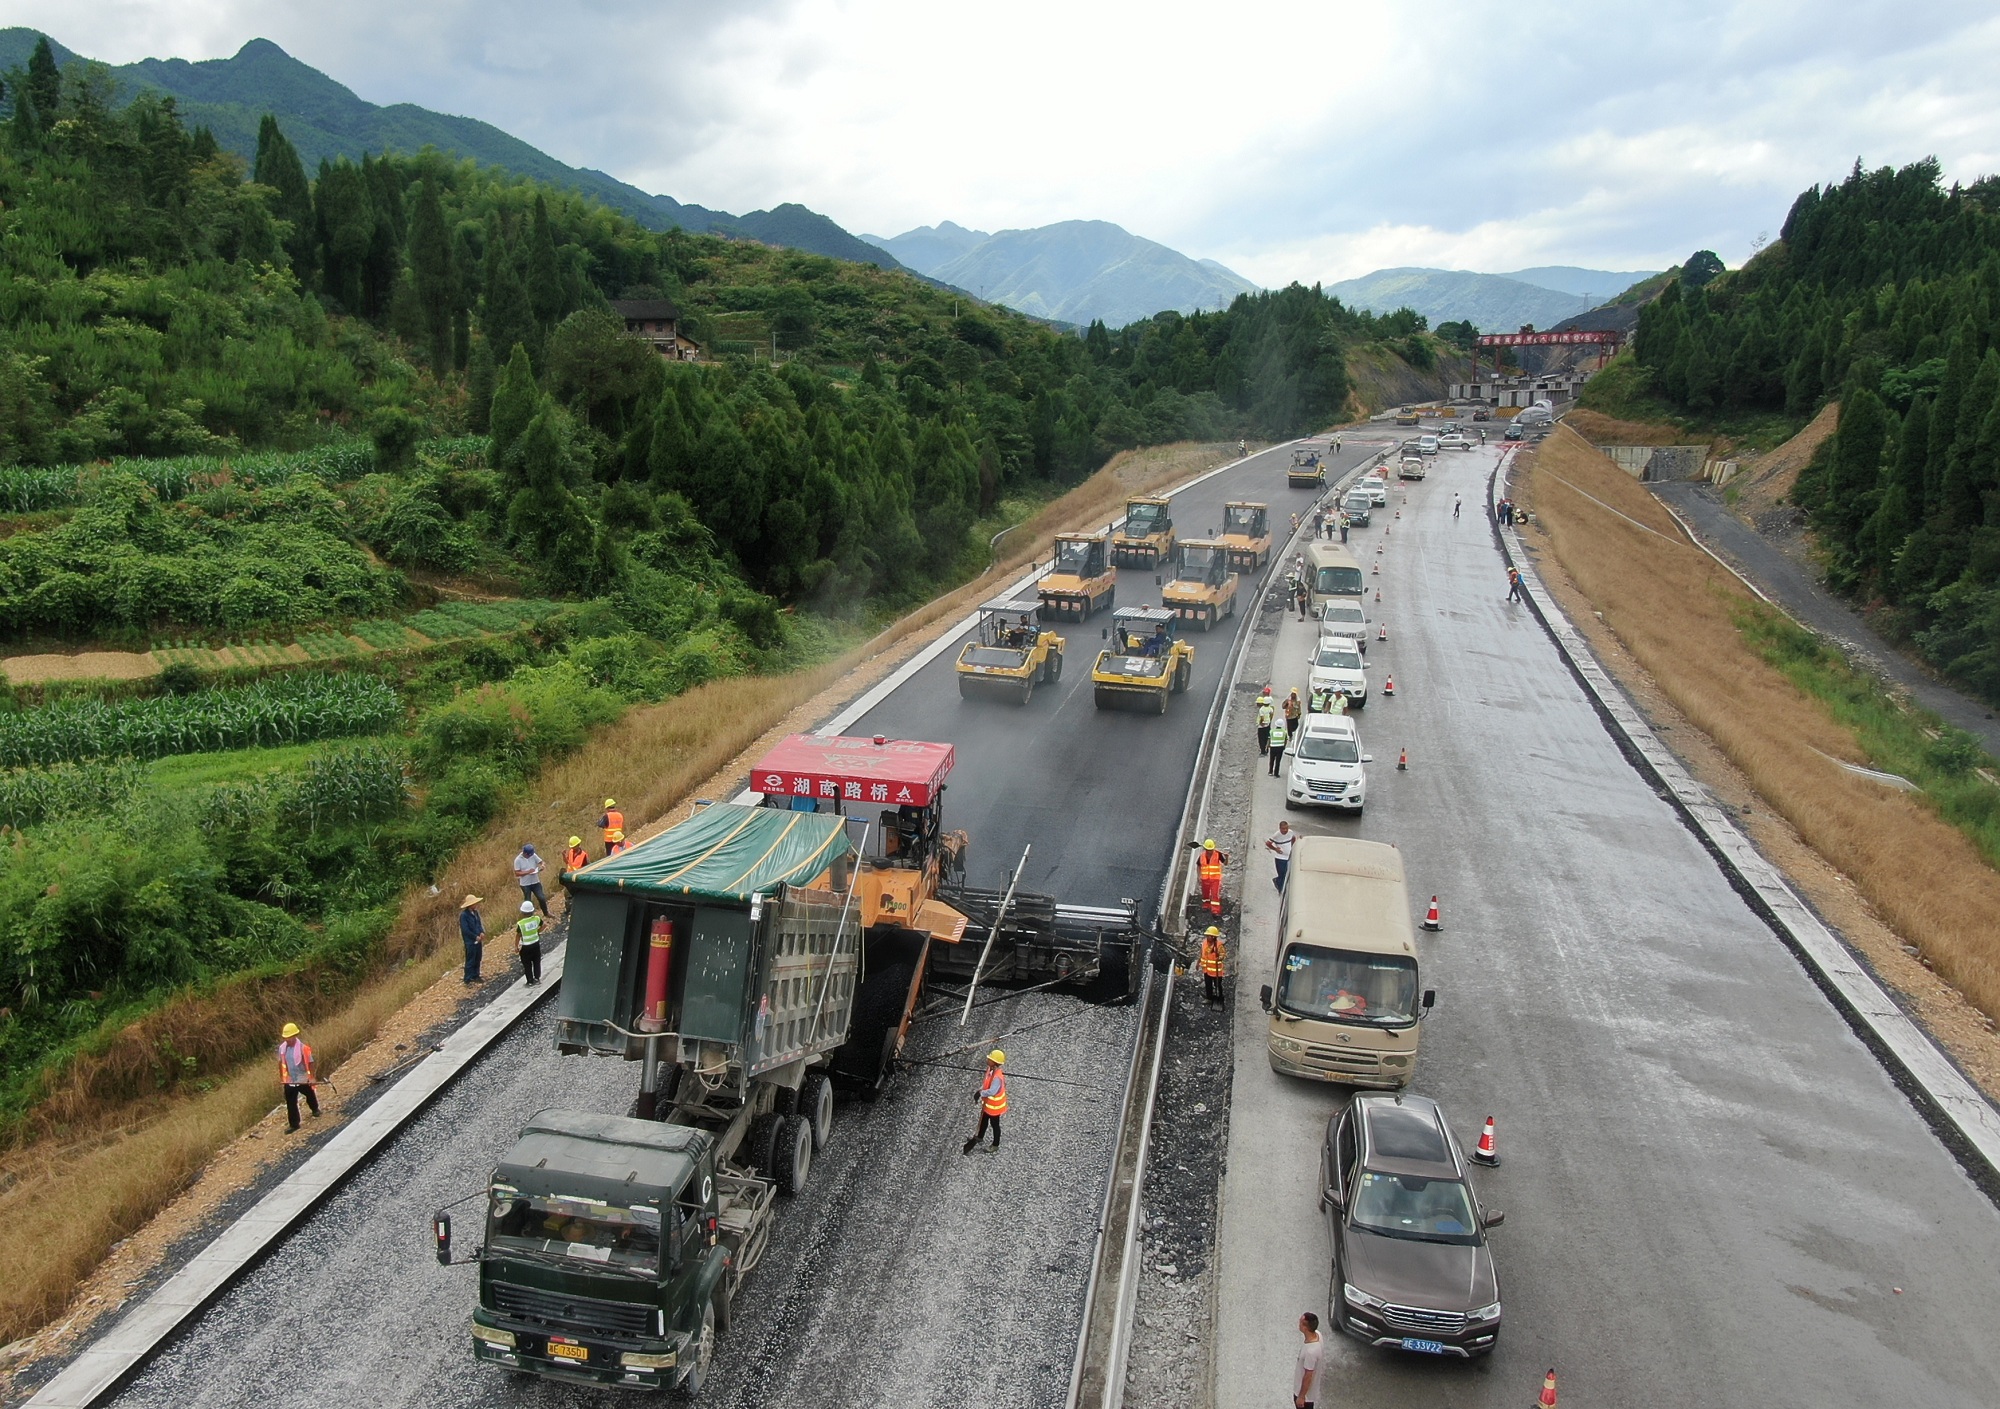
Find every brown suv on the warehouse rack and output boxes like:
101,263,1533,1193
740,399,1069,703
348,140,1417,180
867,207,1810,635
1320,1094,1503,1357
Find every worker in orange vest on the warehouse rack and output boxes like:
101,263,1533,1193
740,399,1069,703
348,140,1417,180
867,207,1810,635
563,835,589,873
963,1049,1007,1154
1199,925,1227,1005
598,798,625,856
607,828,629,855
276,1022,319,1131
1195,838,1228,917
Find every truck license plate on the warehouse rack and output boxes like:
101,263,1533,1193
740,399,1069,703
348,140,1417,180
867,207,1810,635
547,1342,589,1361
1400,1338,1448,1355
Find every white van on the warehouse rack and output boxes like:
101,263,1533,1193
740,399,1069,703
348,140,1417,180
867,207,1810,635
1286,714,1370,813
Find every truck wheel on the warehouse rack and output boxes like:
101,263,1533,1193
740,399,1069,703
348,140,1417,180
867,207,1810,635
800,1071,834,1151
744,1114,782,1179
776,1113,813,1195
671,1300,716,1401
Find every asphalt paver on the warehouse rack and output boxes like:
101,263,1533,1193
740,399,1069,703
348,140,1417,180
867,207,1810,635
1211,443,2000,1409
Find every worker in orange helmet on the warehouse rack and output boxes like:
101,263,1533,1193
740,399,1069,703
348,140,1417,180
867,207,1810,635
963,1050,1008,1155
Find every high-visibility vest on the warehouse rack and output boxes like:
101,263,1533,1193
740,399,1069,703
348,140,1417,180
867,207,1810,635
1200,936,1226,977
563,845,589,872
1198,850,1224,885
1256,700,1274,727
518,914,542,947
601,809,625,844
1267,716,1288,749
276,1038,313,1086
981,1070,1008,1117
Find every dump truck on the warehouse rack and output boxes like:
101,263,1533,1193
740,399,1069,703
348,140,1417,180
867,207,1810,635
445,736,1150,1396
1092,606,1194,712
956,597,1064,703
1219,501,1272,572
1111,496,1176,568
1161,539,1239,631
1288,451,1327,489
1038,530,1116,622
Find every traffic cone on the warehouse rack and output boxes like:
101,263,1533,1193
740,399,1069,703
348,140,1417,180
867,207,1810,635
1375,543,1383,554
1395,508,1401,519
1378,622,1388,641
1382,675,1395,695
1537,1369,1557,1407
1374,588,1381,602
1372,560,1379,575
1397,748,1407,771
1421,896,1440,930
1471,1116,1500,1166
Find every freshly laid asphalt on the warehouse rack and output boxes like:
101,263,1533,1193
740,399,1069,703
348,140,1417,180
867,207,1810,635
95,438,1387,1409
1211,440,2000,1409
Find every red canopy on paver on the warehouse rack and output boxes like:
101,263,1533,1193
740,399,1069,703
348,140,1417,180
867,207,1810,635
750,734,955,808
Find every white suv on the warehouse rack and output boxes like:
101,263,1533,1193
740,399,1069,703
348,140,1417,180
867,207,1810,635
1357,476,1388,506
1318,599,1369,654
1286,714,1370,812
1307,636,1369,709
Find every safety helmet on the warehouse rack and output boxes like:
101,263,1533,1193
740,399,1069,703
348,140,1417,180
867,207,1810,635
1203,838,1216,850
568,835,582,847
1260,685,1271,696
1205,925,1221,937
988,1050,1005,1065
520,900,536,914
604,797,617,808
281,1022,301,1039
609,828,625,841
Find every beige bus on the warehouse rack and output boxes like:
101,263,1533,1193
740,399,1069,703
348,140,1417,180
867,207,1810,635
1305,541,1364,613
1258,836,1434,1088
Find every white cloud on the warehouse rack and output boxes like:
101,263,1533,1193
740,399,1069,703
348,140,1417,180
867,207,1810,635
13,0,2000,285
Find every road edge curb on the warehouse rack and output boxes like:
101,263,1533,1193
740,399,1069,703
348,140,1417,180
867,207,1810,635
1489,452,2000,1201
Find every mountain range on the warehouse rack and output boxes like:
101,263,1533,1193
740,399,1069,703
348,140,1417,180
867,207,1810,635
0,30,905,272
862,220,1260,328
1326,266,1657,333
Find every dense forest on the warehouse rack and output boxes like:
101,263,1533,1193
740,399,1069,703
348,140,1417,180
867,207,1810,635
1628,158,2000,699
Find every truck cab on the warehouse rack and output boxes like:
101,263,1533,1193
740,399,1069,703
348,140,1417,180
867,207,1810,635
461,1110,770,1396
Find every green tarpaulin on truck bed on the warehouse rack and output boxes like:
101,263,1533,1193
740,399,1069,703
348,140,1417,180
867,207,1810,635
565,803,850,905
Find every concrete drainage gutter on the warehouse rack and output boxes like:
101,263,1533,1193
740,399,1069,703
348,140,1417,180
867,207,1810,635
26,953,566,1409
1489,452,2000,1198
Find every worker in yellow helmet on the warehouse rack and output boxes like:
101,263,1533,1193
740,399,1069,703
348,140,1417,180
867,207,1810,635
598,798,625,856
276,1022,319,1131
1199,925,1227,1005
563,835,589,872
963,1049,1007,1155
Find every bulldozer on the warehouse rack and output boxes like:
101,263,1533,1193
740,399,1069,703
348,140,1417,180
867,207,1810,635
1111,496,1176,568
1220,501,1272,572
1092,606,1195,712
1037,530,1116,622
956,597,1065,703
1161,539,1239,631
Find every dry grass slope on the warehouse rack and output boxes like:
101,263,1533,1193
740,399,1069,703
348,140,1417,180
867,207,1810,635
1731,401,1839,520
1562,406,1689,446
0,438,1249,1350
1518,426,2000,1025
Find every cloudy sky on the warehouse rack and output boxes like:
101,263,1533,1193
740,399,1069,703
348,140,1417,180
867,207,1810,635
12,0,2000,285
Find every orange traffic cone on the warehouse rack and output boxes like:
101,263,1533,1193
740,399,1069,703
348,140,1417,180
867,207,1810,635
1374,588,1382,602
1378,622,1388,641
1372,560,1380,575
1397,747,1407,771
1421,896,1440,930
1471,1116,1500,1166
1376,542,1384,554
1537,1369,1558,1407
1382,674,1395,695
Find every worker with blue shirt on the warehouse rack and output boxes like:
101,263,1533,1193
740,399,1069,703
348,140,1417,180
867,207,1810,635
1144,623,1168,657
459,893,484,983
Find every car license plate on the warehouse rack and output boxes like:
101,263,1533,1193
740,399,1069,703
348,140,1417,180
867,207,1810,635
1312,793,1336,802
1400,1337,1449,1355
547,1342,589,1361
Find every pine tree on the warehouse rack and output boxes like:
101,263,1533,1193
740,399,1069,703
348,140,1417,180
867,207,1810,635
645,390,694,494
1927,326,1978,509
527,195,563,327
481,221,539,371
1937,349,2000,532
506,408,596,580
407,174,455,377
252,115,316,280
466,338,497,434
1820,389,1888,561
488,343,540,482
12,35,60,145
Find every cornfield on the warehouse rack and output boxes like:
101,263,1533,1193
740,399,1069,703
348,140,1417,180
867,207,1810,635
0,675,402,768
0,442,376,514
198,741,410,836
0,759,146,828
